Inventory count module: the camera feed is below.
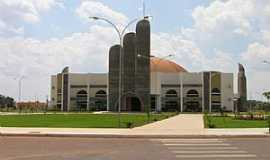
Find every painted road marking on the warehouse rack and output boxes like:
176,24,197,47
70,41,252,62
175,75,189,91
154,139,224,142
164,143,231,146
175,154,257,158
153,139,257,159
167,146,239,150
172,150,247,154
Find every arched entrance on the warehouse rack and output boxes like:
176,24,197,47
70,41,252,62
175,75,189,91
126,97,141,112
114,92,144,112
185,89,201,112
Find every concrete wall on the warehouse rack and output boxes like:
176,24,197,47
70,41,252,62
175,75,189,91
50,71,234,112
50,75,57,108
221,73,234,111
69,73,107,97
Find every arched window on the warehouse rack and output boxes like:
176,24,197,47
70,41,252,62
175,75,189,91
187,90,199,97
95,90,107,98
77,90,87,96
165,90,178,97
212,88,221,96
76,90,87,110
164,90,178,112
94,90,107,111
185,90,201,112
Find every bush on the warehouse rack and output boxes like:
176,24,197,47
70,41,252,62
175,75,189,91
235,112,266,121
208,123,216,128
125,122,134,128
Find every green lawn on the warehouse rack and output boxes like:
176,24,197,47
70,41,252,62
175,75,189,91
205,116,269,128
0,113,176,128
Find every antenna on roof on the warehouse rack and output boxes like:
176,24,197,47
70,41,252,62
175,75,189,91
143,0,146,17
140,0,152,20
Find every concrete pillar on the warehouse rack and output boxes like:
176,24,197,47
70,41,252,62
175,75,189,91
156,95,161,112
201,73,205,112
180,73,183,112
87,84,90,111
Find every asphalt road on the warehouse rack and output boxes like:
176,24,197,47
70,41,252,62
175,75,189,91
0,137,270,160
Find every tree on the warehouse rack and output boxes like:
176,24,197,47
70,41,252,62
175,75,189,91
0,94,15,110
263,92,270,102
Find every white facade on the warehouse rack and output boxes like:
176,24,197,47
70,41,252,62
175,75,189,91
51,69,234,112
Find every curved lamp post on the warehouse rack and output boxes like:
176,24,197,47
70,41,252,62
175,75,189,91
89,16,149,127
18,76,26,103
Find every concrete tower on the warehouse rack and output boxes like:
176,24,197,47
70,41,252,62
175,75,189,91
135,19,151,112
108,45,120,111
122,32,137,111
238,63,247,112
108,19,151,112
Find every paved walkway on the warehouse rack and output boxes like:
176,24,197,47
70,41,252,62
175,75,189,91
0,114,269,137
128,114,205,135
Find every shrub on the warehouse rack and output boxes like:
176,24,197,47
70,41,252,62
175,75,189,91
125,122,134,128
208,123,216,128
248,112,254,120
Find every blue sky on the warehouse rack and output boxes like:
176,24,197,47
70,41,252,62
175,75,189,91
0,0,270,101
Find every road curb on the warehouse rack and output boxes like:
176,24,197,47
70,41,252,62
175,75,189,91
1,133,270,139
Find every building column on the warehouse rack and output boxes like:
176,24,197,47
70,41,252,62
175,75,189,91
87,84,90,111
220,73,223,110
180,73,183,112
209,72,212,113
156,95,161,112
201,73,205,112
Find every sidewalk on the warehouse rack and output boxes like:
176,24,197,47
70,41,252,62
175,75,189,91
128,114,205,135
0,114,269,138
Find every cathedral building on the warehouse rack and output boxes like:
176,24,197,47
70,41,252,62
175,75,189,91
50,19,245,112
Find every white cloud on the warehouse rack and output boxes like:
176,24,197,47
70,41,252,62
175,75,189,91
180,0,270,55
191,0,270,36
192,0,254,36
151,32,235,73
0,0,63,35
76,0,128,25
0,25,118,101
242,43,270,71
151,32,206,71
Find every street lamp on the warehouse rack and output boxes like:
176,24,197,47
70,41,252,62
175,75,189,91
17,76,26,103
89,16,149,127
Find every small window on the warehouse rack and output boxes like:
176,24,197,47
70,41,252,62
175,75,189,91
96,90,107,98
187,90,199,97
165,90,178,97
212,88,221,96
